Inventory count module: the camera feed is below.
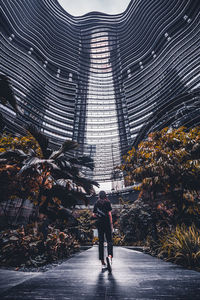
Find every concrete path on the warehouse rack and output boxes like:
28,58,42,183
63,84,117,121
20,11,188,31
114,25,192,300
1,246,200,299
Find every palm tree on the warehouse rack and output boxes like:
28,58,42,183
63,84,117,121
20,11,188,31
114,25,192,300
0,124,99,219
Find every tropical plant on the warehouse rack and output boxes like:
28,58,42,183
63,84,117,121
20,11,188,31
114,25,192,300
112,230,125,246
0,134,42,226
0,124,99,220
158,224,200,270
72,209,94,245
120,198,153,244
121,127,200,226
122,126,200,193
0,223,80,268
0,133,40,154
0,133,42,206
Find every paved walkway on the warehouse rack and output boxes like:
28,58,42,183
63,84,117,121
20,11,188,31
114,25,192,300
1,246,200,299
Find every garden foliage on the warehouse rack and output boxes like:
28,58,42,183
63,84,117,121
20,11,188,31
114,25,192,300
0,125,99,224
0,74,100,269
72,209,94,245
120,198,152,244
158,224,200,270
121,127,200,228
119,127,200,270
0,222,79,268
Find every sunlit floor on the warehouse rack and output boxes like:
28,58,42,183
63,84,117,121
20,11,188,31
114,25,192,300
1,246,200,299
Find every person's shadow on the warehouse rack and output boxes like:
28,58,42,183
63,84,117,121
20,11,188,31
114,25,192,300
91,271,119,299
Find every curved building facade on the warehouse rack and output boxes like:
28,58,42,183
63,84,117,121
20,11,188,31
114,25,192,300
0,0,200,182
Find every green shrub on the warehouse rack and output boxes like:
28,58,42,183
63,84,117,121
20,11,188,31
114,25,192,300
72,209,94,245
158,224,200,269
120,199,153,244
0,223,79,268
113,230,125,246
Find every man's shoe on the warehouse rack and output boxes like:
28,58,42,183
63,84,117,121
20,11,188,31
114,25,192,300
101,261,107,269
106,256,112,273
101,263,107,271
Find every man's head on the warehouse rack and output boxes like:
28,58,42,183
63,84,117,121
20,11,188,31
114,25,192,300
99,190,106,200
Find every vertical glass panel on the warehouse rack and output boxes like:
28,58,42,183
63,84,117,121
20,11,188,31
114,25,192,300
85,30,121,183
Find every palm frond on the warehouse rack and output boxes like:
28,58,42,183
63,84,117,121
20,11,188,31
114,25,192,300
51,157,79,180
57,207,77,221
0,158,7,164
68,190,89,206
51,168,74,180
0,149,27,162
25,124,50,158
28,148,37,157
47,181,89,207
69,155,95,170
73,176,99,194
47,184,78,208
59,189,88,208
18,157,60,174
61,140,79,152
55,156,71,170
55,179,68,187
50,140,78,160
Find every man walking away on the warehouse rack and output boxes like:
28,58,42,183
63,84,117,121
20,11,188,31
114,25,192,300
93,190,113,272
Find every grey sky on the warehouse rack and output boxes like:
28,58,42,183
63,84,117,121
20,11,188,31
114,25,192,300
57,0,131,16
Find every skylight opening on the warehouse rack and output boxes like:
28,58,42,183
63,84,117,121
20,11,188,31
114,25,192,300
57,0,131,16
